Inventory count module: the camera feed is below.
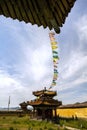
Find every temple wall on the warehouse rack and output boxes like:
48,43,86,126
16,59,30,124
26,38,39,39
54,108,87,118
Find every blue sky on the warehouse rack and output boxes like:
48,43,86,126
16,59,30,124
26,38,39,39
0,0,87,107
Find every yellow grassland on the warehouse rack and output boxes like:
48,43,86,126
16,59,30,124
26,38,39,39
53,108,87,118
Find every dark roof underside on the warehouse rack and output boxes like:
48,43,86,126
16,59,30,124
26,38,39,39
0,0,76,33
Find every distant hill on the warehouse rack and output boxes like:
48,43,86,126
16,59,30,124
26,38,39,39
0,107,20,111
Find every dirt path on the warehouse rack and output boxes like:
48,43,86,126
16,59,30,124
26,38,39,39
65,126,80,130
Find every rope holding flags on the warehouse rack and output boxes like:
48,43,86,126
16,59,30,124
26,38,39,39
49,32,59,89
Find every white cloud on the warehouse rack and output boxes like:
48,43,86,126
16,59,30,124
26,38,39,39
60,53,87,79
75,15,87,40
75,15,87,54
57,15,87,96
0,73,27,107
59,92,87,105
0,18,54,107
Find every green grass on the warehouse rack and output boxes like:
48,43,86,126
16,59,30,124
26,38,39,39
59,118,87,129
0,116,87,130
0,116,60,130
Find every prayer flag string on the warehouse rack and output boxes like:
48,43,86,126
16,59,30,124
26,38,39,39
49,32,59,89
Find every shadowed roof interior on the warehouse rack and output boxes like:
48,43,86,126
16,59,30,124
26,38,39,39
0,0,76,33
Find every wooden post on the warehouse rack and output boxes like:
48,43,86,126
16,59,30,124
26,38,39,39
8,96,10,111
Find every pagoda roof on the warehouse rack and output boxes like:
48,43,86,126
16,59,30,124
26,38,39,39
0,0,76,33
27,99,62,106
19,101,27,106
33,89,57,97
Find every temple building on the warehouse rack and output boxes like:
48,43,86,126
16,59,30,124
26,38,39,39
19,101,28,112
20,87,62,120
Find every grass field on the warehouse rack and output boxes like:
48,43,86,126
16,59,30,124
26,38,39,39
59,118,87,129
0,115,87,130
0,116,62,130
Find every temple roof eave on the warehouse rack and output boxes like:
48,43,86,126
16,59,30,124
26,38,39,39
27,100,62,107
0,0,76,33
33,90,57,97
